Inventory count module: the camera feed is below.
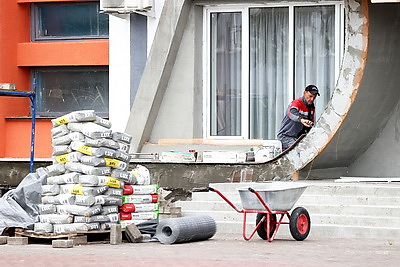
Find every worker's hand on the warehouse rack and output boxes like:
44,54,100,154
300,118,313,127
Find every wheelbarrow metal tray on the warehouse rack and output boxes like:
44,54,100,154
238,182,308,211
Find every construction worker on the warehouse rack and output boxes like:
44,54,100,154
277,85,320,151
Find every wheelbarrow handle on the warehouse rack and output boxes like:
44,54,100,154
208,186,243,213
248,187,255,193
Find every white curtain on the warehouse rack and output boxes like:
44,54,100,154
294,6,335,119
249,8,289,139
210,12,242,136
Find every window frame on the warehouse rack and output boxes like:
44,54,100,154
32,66,110,118
31,0,109,42
203,2,344,140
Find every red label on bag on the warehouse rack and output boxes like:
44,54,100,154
120,203,135,213
151,194,158,203
119,212,132,221
123,185,133,195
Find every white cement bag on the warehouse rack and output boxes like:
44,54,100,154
130,165,151,185
42,184,60,196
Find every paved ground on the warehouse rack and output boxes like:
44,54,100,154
0,233,398,267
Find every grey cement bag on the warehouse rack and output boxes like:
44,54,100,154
56,204,102,216
101,205,119,215
104,188,123,197
112,132,132,144
51,124,69,138
34,222,53,233
51,134,71,146
53,151,83,164
38,204,57,215
97,176,124,188
111,170,136,184
42,184,60,196
39,214,74,224
53,223,88,234
42,194,76,205
78,175,99,186
52,145,71,156
52,110,96,127
94,116,112,129
46,172,80,185
46,163,66,176
94,195,122,206
74,195,95,206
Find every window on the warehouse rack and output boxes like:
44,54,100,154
33,67,109,117
32,1,109,41
204,3,344,139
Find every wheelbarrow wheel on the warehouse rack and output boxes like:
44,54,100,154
289,207,311,241
255,213,277,240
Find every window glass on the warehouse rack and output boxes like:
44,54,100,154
207,4,341,139
34,67,109,116
210,12,242,137
294,5,335,119
249,7,289,139
34,2,109,40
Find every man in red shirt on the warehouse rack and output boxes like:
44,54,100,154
277,85,320,151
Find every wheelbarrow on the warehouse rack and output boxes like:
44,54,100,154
208,182,310,242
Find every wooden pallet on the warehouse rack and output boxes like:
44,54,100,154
14,228,117,245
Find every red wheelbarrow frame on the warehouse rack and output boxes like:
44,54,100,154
208,186,309,242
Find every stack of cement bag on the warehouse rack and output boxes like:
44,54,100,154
34,110,132,234
119,166,159,229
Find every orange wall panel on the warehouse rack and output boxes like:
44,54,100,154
4,120,53,158
17,41,109,66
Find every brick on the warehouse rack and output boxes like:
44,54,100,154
68,235,87,245
110,224,122,245
0,236,8,245
52,240,74,248
7,237,28,245
125,223,143,243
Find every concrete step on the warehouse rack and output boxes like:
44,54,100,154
191,191,400,206
180,213,400,240
209,181,400,197
177,182,400,239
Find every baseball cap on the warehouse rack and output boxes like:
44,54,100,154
305,85,320,96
